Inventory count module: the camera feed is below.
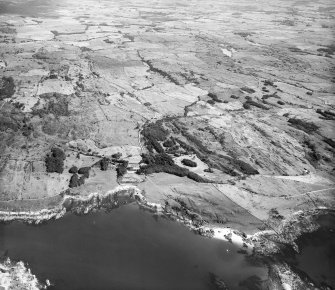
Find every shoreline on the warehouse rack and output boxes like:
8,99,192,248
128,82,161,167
0,185,333,290
0,185,331,250
0,257,48,290
0,185,144,290
0,185,144,224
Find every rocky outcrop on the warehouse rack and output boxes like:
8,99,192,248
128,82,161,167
0,185,144,224
0,206,66,224
266,262,310,290
249,209,335,290
0,258,47,290
252,208,331,256
63,185,144,215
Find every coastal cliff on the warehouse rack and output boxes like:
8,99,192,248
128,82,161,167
0,185,144,224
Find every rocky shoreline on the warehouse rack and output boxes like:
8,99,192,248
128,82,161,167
252,207,333,256
0,185,145,289
0,257,48,290
0,183,254,252
0,185,332,290
0,185,144,224
252,208,334,290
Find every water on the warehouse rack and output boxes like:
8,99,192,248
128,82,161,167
0,204,268,290
284,213,335,288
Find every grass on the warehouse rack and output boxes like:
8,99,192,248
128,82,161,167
32,93,70,117
0,195,63,211
138,164,209,182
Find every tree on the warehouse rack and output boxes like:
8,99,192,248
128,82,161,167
181,159,197,167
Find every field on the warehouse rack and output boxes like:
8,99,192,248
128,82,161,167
0,0,334,244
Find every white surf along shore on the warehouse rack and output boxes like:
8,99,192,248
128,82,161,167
1,184,328,290
0,185,254,249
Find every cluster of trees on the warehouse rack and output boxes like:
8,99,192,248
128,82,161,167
316,109,335,120
69,173,86,188
208,92,223,103
181,158,197,167
100,157,109,171
31,94,70,118
317,46,335,55
116,161,129,178
69,166,78,173
0,76,15,100
140,119,261,179
243,102,251,109
68,166,91,188
165,145,180,155
174,138,194,154
263,80,274,87
78,167,90,178
243,100,269,110
21,121,33,137
303,139,321,163
141,153,174,166
233,159,259,175
241,87,255,94
179,129,212,155
288,118,318,134
324,138,335,148
137,153,209,183
142,121,169,154
68,156,113,188
261,92,279,100
163,138,175,148
45,148,66,173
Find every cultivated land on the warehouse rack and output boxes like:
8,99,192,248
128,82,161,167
0,0,334,288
